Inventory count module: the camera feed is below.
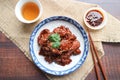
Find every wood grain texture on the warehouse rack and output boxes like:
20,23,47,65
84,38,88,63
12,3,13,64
0,32,48,80
85,43,120,80
0,0,120,80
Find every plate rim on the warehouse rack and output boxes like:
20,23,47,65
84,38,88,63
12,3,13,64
29,16,89,76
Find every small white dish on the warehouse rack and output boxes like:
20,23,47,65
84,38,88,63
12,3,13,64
15,0,43,23
84,7,107,30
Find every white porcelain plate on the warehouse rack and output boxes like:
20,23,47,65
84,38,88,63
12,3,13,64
29,16,89,76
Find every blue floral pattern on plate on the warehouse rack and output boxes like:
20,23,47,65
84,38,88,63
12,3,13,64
29,16,89,76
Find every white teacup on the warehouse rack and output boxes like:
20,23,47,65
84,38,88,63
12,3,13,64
15,0,43,23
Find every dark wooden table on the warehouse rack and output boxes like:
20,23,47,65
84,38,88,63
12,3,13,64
0,0,120,80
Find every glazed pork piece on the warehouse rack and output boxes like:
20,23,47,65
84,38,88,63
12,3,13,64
38,29,50,45
38,26,81,66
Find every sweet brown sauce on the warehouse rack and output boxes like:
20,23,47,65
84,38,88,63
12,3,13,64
22,2,39,20
86,10,104,27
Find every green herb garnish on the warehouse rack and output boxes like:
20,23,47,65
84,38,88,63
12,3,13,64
52,42,60,48
48,33,61,48
48,33,61,42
